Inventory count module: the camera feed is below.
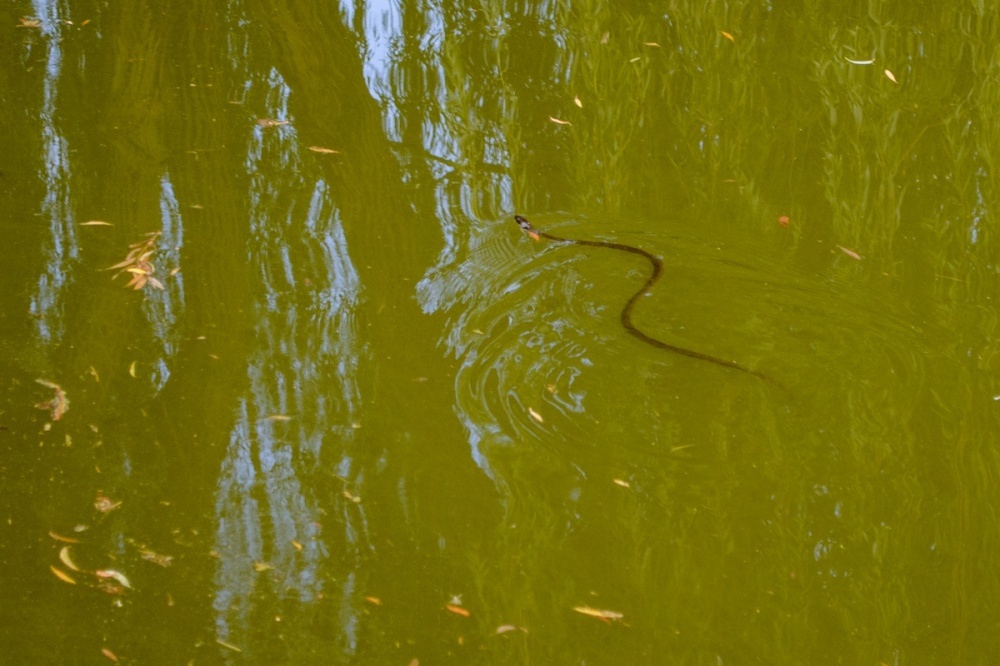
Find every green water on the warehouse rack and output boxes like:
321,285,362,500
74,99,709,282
2,1,999,663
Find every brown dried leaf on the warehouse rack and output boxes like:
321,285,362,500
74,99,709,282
446,604,471,617
94,495,121,513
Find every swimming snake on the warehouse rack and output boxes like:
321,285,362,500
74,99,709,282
514,215,770,382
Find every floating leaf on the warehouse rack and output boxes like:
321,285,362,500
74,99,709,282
81,221,113,226
101,647,119,663
548,117,571,126
365,596,382,605
108,232,162,291
884,69,897,83
308,146,340,154
139,549,173,567
95,569,132,589
446,604,471,617
59,546,82,571
845,57,875,65
528,407,544,423
94,494,121,513
17,17,42,28
495,624,528,635
256,118,290,128
837,245,862,260
216,639,242,652
573,95,583,108
573,606,623,620
49,531,81,543
612,478,630,488
35,379,69,421
253,561,274,572
720,31,735,42
778,215,790,227
50,565,77,584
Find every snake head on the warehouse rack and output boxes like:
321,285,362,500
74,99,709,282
514,215,540,241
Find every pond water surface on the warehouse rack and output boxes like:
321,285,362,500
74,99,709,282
2,1,999,663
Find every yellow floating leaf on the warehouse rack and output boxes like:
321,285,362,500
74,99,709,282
128,361,137,378
365,596,382,605
643,42,660,47
884,69,897,83
268,414,292,421
548,116,571,126
308,146,340,154
81,221,113,226
291,540,303,551
844,57,875,65
253,561,274,572
59,546,82,571
50,565,77,584
495,624,527,634
101,647,119,663
528,407,543,423
573,606,623,620
256,118,289,127
720,31,735,42
216,639,242,652
573,95,582,108
612,478,630,488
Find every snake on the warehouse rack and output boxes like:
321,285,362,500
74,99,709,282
514,215,771,383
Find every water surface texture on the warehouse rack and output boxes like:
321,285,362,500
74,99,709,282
2,2,999,663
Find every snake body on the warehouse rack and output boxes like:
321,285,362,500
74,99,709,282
515,215,769,382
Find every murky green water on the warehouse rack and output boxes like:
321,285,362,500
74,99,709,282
3,1,1000,663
